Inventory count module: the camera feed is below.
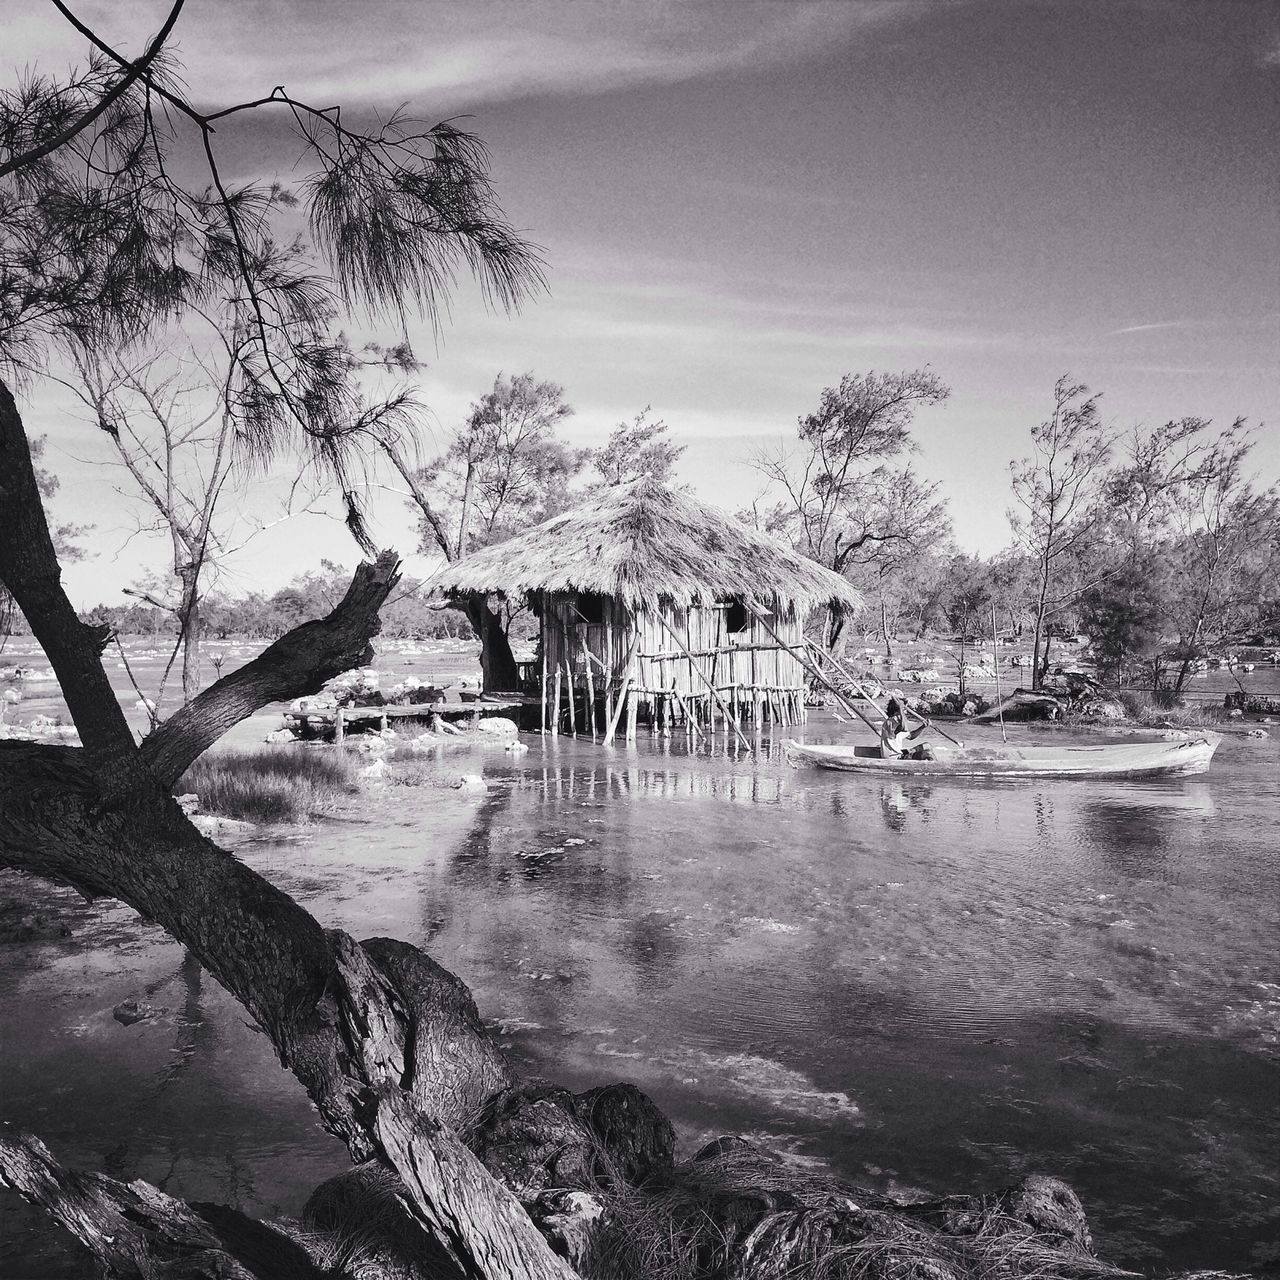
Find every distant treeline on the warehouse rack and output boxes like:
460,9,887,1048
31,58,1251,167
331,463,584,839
5,563,472,643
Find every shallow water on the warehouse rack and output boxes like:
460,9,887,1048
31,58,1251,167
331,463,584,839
2,698,1279,1273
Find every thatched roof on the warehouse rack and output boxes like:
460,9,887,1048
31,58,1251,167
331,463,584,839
429,480,864,613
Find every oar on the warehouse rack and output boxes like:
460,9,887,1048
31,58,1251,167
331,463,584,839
745,607,881,737
817,641,964,748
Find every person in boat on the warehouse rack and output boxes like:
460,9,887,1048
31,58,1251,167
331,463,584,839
880,698,933,760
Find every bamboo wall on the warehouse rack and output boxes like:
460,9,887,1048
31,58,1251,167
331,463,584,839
538,591,808,741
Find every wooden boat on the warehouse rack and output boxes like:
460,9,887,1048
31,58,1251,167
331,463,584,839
784,733,1220,778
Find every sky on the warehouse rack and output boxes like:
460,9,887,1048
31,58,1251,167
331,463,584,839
6,0,1279,607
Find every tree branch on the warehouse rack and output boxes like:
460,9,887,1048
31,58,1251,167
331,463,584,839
139,550,401,784
0,0,185,179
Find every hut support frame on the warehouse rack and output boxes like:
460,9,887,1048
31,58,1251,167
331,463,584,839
536,592,809,744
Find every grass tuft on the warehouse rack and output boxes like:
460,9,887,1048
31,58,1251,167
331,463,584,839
1113,690,1224,729
177,748,358,823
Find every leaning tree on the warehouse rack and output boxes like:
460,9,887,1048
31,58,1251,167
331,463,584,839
0,7,1214,1279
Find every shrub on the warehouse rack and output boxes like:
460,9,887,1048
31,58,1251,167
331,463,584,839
1114,690,1224,728
178,748,358,823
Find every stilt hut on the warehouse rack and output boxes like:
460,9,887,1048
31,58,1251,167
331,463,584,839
430,480,863,741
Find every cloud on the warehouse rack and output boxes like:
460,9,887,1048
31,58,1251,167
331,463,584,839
1105,320,1192,336
7,0,933,110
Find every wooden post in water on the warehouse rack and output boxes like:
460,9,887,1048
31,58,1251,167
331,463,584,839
583,638,597,740
604,672,631,741
670,681,702,743
551,667,561,736
540,622,548,734
563,658,577,736
656,614,752,753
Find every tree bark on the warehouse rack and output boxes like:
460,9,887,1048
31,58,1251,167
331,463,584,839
1,379,137,768
0,1130,322,1280
466,597,520,692
141,552,401,785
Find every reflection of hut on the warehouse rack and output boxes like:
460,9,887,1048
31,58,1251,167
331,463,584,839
430,480,862,740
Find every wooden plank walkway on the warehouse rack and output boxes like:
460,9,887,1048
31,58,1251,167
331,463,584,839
286,697,537,742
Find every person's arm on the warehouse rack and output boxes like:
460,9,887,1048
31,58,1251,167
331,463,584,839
906,711,936,742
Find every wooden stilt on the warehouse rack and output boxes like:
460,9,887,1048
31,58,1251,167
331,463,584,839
626,689,638,741
540,640,548,733
604,673,631,741
670,682,702,743
552,667,562,736
746,606,881,736
563,659,577,736
656,615,751,753
584,640,597,741
334,705,345,745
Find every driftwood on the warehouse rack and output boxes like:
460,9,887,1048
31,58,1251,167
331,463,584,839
973,689,1066,723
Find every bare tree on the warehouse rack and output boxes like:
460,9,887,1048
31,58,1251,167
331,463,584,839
68,341,295,706
1008,376,1114,688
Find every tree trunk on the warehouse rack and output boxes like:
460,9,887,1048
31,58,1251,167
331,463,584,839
826,604,846,655
1,380,138,770
466,597,520,692
178,561,201,704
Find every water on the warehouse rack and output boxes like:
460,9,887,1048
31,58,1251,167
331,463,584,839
2,648,1279,1274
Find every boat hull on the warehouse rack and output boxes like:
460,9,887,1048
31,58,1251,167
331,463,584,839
784,734,1220,778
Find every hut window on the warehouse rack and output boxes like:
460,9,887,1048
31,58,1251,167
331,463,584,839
576,593,608,625
724,599,749,635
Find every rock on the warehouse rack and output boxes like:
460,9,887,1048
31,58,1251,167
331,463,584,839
305,1160,454,1279
530,1189,605,1268
577,1082,676,1184
1228,708,1244,719
2,688,21,704
475,716,518,739
0,901,72,944
1246,728,1269,739
473,1086,599,1199
961,700,977,717
174,793,200,814
504,740,530,755
189,814,255,837
995,1173,1092,1250
291,693,338,714
1082,698,1125,720
113,998,164,1027
452,773,486,793
693,1135,759,1163
264,727,297,743
361,758,388,780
